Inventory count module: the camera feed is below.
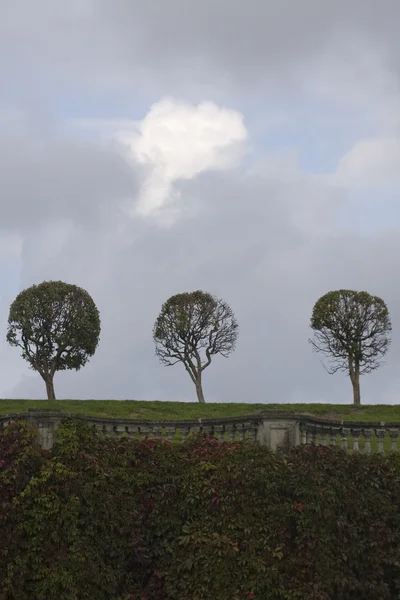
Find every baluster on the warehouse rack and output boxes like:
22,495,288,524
389,429,398,452
238,425,246,442
376,429,385,454
306,429,312,445
330,429,337,447
115,424,125,438
247,425,256,442
140,425,150,440
180,427,187,443
153,426,162,441
363,430,372,455
320,429,327,446
341,428,349,452
125,425,134,440
165,427,175,443
190,426,200,441
213,425,224,442
312,427,318,445
201,425,210,438
300,424,306,445
104,424,113,439
351,429,361,453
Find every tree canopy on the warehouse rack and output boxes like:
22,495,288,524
309,289,391,404
7,280,101,400
153,290,238,403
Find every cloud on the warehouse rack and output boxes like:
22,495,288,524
335,137,400,189
0,128,138,231
111,99,247,222
1,124,399,405
2,0,400,109
1,0,400,409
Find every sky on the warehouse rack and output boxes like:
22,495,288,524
0,0,400,404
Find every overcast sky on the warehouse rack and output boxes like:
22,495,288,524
0,0,400,404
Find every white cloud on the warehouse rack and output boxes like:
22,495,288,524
114,98,247,222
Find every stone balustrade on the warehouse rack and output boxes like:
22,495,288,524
0,408,400,454
299,416,400,454
0,409,261,451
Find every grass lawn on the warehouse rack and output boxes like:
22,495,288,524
0,399,400,422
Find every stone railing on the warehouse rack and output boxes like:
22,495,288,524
0,408,399,454
299,415,400,454
0,409,262,451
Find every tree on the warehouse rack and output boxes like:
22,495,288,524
153,290,238,403
6,280,101,400
309,289,391,405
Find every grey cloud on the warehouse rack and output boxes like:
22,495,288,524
0,130,139,230
4,164,396,405
1,1,400,99
1,0,399,406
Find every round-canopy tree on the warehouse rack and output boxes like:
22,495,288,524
153,290,238,403
7,280,101,400
309,289,391,405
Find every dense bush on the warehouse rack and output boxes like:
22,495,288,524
0,421,50,590
1,419,400,599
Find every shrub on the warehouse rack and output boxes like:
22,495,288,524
1,420,400,599
0,421,50,591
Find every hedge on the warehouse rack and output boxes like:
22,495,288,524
0,419,400,599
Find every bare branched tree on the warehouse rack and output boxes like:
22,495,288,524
153,290,238,403
309,289,391,405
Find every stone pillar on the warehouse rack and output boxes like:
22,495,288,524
26,409,63,450
256,418,300,453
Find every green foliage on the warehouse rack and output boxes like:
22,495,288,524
310,289,391,375
1,420,400,599
0,421,50,590
153,290,238,402
6,280,101,398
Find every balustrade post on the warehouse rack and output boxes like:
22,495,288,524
341,428,350,452
351,429,361,453
300,424,306,445
376,429,386,453
154,426,163,441
389,429,398,452
213,425,225,442
320,430,327,446
312,427,318,445
363,430,372,455
165,426,175,443
330,429,336,447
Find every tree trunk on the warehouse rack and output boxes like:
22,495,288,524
351,376,361,406
195,376,206,403
348,358,361,406
44,376,56,401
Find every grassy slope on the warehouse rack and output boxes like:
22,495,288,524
0,399,400,422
